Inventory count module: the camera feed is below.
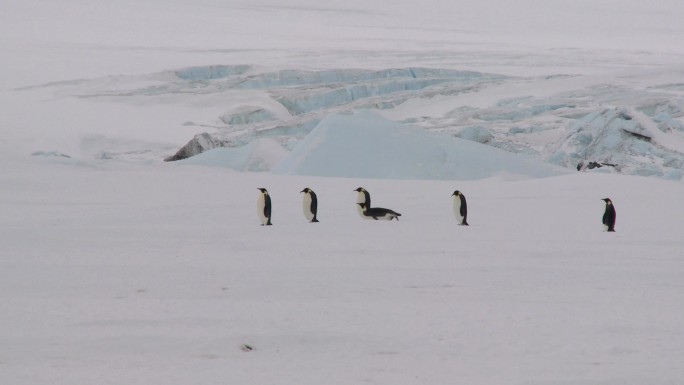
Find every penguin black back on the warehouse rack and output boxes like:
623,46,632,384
257,188,272,226
357,202,401,221
301,187,319,223
354,187,371,219
354,187,371,206
452,190,469,226
602,198,616,232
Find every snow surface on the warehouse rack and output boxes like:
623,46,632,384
2,0,684,384
2,159,684,385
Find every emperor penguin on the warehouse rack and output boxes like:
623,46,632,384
354,187,371,218
300,188,319,222
256,188,272,226
602,198,616,232
451,190,469,226
357,202,401,221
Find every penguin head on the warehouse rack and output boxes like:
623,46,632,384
452,190,461,197
354,187,365,192
602,198,612,205
357,202,367,209
301,188,311,194
257,188,269,194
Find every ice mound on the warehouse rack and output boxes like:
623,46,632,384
177,138,288,171
273,111,565,180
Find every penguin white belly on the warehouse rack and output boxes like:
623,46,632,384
303,193,315,222
355,192,366,204
453,199,464,222
257,194,268,225
375,213,395,220
356,191,371,219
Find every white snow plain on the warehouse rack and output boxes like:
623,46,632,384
2,0,684,384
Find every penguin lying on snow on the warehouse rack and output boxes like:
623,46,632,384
602,198,616,232
451,190,469,226
256,188,272,226
300,188,319,223
357,202,401,221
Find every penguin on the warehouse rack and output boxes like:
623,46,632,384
354,187,371,218
357,202,401,221
300,188,319,223
602,198,616,232
451,190,469,226
256,188,272,226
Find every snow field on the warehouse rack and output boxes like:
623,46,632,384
2,158,684,385
3,0,684,383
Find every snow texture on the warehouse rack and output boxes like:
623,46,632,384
2,0,684,384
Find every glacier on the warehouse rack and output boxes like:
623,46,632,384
550,107,684,179
20,64,684,180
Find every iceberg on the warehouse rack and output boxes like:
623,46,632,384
273,111,565,180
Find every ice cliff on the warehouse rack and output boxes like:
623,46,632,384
39,64,684,180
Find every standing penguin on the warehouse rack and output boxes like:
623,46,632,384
354,187,371,219
357,202,401,221
451,190,469,226
602,198,616,232
300,188,319,223
256,188,272,226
